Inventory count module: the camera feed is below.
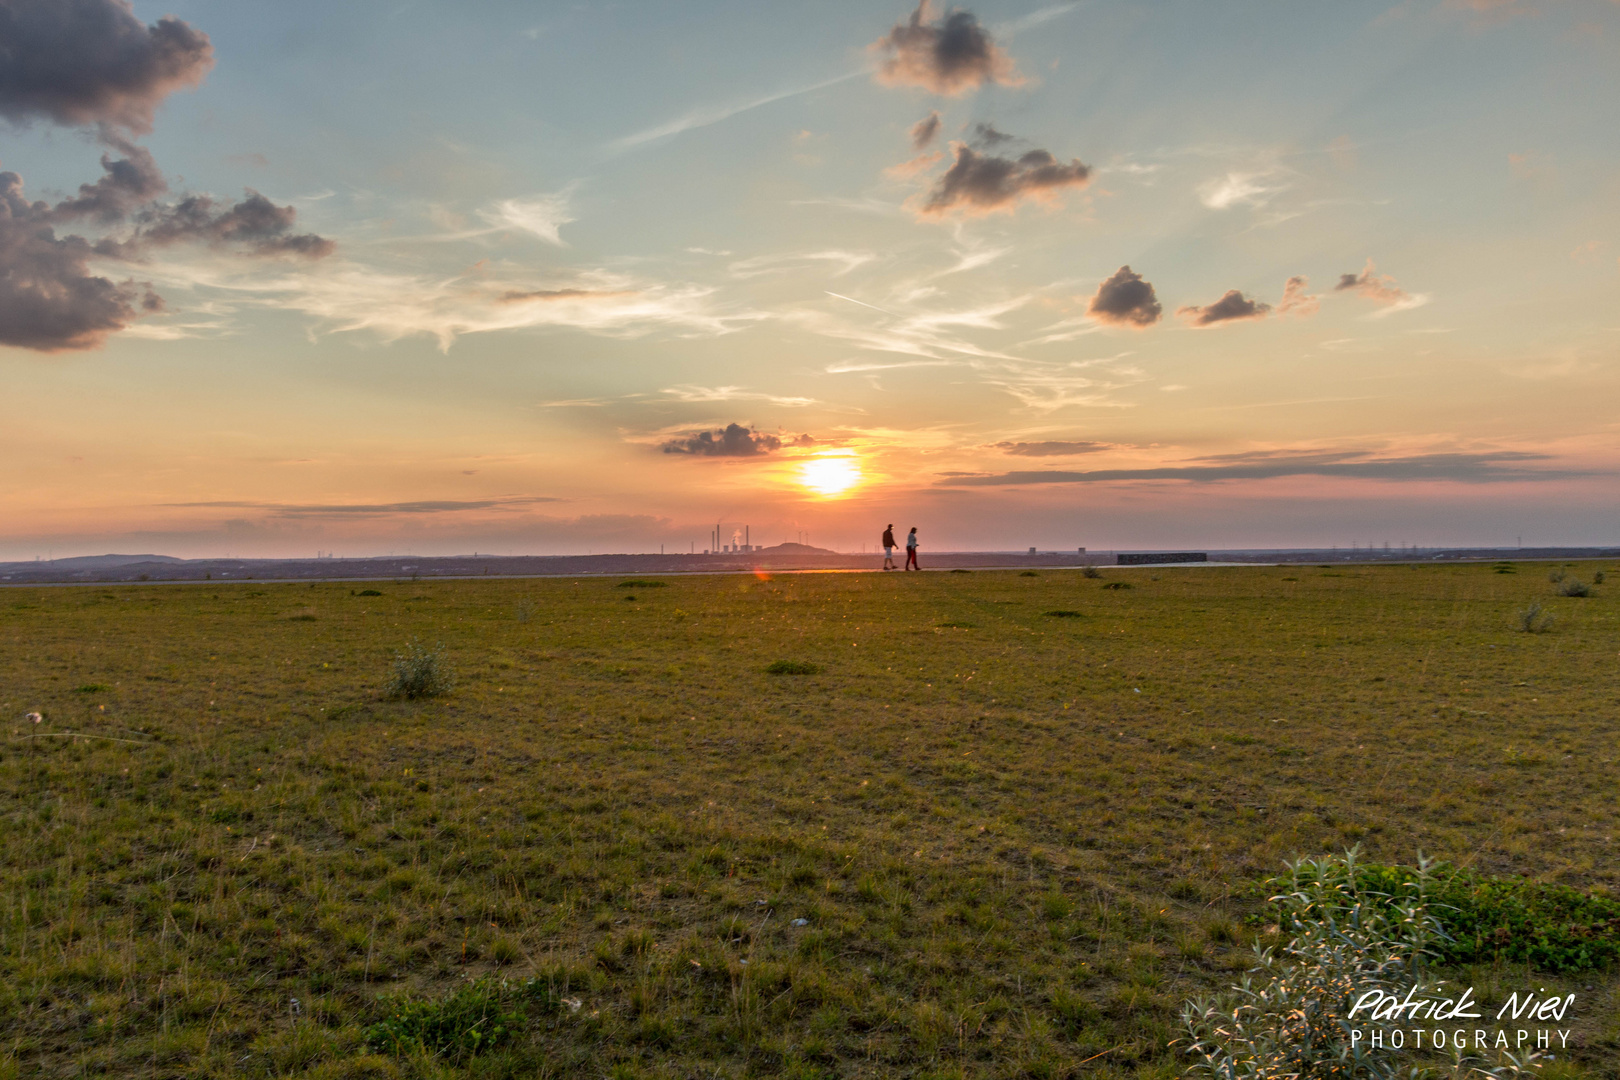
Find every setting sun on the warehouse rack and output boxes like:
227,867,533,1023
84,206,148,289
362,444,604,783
797,454,862,498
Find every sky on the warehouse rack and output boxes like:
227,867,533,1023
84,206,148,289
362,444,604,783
2,0,1618,559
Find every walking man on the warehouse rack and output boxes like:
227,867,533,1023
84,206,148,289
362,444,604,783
905,526,920,571
881,524,897,570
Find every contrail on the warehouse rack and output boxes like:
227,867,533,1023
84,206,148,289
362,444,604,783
825,291,897,316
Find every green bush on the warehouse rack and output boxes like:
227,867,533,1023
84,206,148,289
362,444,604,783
1102,581,1132,590
365,978,522,1060
1082,566,1102,579
1555,579,1591,598
1042,610,1084,618
617,579,667,588
1346,863,1620,974
385,639,454,700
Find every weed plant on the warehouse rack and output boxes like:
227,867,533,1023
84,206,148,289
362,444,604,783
1516,603,1555,633
1556,580,1592,598
385,638,454,699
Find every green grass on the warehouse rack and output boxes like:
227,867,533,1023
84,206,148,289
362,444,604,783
3,565,1620,1078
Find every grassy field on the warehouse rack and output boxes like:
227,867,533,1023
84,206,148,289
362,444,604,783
3,561,1619,1079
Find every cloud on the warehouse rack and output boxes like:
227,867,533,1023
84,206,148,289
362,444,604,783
477,193,573,245
140,259,755,350
661,385,818,408
729,250,875,278
992,440,1109,457
1198,170,1288,210
117,190,334,258
917,141,1091,217
0,0,214,134
661,423,812,457
1087,265,1161,328
1278,275,1319,317
872,1,1022,96
164,496,561,517
45,136,167,224
968,121,1015,148
1178,289,1270,327
1334,258,1408,303
500,287,633,303
1335,258,1430,316
0,170,159,350
607,69,861,151
941,450,1583,486
910,110,942,149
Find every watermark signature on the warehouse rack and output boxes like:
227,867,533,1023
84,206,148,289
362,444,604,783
1348,987,1575,1052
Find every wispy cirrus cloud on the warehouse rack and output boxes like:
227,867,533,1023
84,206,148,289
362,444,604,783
1198,169,1289,210
941,449,1584,486
164,496,560,517
142,258,759,349
606,69,862,151
661,385,818,408
728,250,877,278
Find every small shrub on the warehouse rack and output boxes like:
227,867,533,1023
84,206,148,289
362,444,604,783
283,607,317,621
1102,581,1132,590
385,639,454,699
366,978,522,1061
1019,571,1039,577
1081,566,1102,579
1515,603,1554,633
949,568,972,574
766,660,821,675
72,684,110,694
1555,578,1590,598
516,598,534,623
1594,570,1606,584
1547,568,1566,583
936,621,976,629
617,579,666,588
1042,610,1084,618
356,589,383,597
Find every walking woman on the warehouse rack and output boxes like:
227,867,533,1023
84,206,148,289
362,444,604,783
905,526,919,571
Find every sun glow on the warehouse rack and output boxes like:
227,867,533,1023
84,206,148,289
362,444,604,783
797,453,862,498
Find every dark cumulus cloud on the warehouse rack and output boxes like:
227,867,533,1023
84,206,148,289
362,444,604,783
919,142,1090,217
0,170,158,351
118,190,334,257
968,121,1014,148
0,3,332,350
0,0,214,134
909,110,941,149
1087,265,1161,328
940,450,1583,487
662,424,812,458
1178,289,1271,327
872,1,1021,96
46,137,166,223
993,440,1109,457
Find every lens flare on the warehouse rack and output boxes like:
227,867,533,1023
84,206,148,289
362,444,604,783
797,454,862,498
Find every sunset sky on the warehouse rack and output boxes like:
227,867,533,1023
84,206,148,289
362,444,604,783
3,0,1618,559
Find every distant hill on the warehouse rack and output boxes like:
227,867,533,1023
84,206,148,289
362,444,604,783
36,554,187,569
759,542,837,555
